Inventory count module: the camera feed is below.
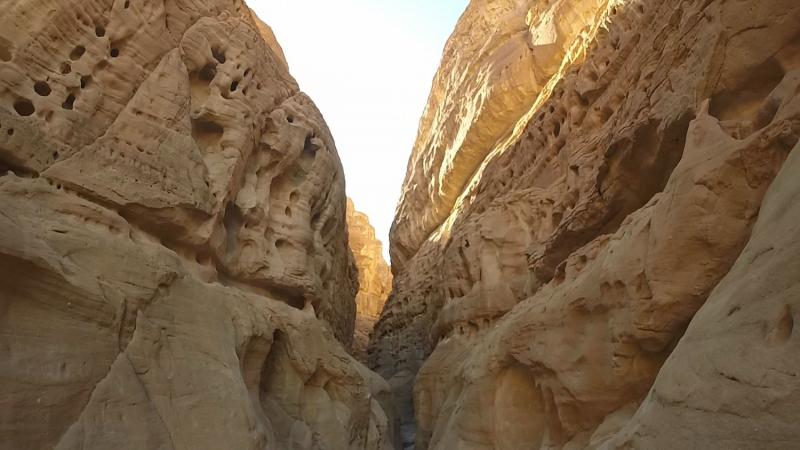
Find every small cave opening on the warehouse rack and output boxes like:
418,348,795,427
13,99,35,117
70,45,86,61
199,64,216,82
212,47,226,64
62,94,76,110
34,82,51,97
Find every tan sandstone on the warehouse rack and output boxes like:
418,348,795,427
0,0,395,449
346,198,392,366
370,0,800,448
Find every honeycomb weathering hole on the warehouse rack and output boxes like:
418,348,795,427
70,46,86,61
62,94,76,110
13,100,35,117
199,64,216,82
212,47,226,64
34,82,51,97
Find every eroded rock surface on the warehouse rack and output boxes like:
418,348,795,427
348,198,392,320
0,1,393,449
370,0,800,448
347,198,392,367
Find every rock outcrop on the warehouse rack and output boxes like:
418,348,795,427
346,198,392,363
0,1,394,449
370,0,800,448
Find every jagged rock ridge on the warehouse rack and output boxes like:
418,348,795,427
370,0,800,448
0,1,395,449
347,198,392,365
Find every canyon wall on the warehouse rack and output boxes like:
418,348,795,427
0,1,395,449
370,0,800,448
347,198,392,363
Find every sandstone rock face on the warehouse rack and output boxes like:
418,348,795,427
0,1,394,449
347,198,392,319
346,198,392,364
370,0,800,448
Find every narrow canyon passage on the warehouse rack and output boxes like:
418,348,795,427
0,0,799,449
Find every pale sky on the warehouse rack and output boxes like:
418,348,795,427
249,0,469,261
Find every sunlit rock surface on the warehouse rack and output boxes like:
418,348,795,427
370,0,800,448
347,198,392,365
0,1,395,449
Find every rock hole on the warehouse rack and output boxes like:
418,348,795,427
192,120,224,153
199,64,216,82
230,80,239,92
553,123,561,137
34,81,51,97
95,26,106,37
61,63,72,75
124,0,130,9
62,94,76,110
13,100,35,117
243,68,250,76
52,151,59,161
290,192,299,203
285,206,292,218
275,239,286,249
302,134,317,157
212,47,226,64
110,48,120,58
464,239,470,248
69,46,86,61
80,76,91,89
7,128,14,136
287,116,294,123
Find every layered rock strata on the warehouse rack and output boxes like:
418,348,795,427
0,1,394,449
370,0,800,448
347,198,392,364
